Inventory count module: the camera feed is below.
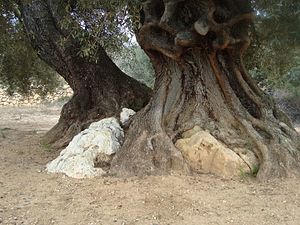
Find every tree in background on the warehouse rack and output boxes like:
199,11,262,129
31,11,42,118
13,0,151,148
247,0,300,92
0,1,60,95
245,0,300,124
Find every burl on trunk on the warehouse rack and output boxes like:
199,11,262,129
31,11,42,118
111,0,300,179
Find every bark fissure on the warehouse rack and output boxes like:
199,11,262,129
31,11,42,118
223,53,262,118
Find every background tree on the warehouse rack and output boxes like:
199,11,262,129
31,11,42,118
247,0,300,92
14,0,151,148
246,0,300,125
0,0,60,95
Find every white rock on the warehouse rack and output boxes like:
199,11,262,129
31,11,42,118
120,108,136,125
46,117,124,178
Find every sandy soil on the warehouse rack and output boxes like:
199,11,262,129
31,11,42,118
0,106,300,225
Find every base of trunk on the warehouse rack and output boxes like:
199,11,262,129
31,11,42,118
110,52,300,180
43,74,151,149
110,109,191,177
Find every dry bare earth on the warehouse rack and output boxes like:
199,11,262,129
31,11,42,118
0,106,300,225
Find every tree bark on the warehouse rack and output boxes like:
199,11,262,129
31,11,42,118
111,0,300,179
18,0,151,148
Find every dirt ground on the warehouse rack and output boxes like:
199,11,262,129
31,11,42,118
0,106,300,225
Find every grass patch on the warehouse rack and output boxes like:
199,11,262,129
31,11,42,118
0,130,6,138
40,142,53,152
0,127,14,138
239,164,259,179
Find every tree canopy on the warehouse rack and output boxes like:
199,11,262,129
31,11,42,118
0,0,299,94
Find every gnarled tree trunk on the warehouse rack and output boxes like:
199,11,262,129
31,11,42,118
18,0,151,148
111,0,300,179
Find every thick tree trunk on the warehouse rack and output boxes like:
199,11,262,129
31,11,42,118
44,57,151,149
18,0,151,148
111,0,300,179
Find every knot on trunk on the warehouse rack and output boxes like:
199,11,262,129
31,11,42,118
138,0,254,60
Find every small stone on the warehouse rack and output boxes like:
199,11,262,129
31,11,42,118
115,205,122,209
120,108,136,125
103,180,112,185
194,19,209,35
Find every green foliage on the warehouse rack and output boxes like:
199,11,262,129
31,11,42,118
40,142,52,152
0,128,13,139
239,164,259,179
113,44,155,88
1,0,299,97
286,66,300,88
0,1,60,96
284,65,300,96
0,129,6,138
0,36,60,95
59,0,137,60
246,0,300,92
0,0,147,95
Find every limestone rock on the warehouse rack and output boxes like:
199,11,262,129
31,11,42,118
46,117,124,178
175,127,250,178
120,108,136,125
